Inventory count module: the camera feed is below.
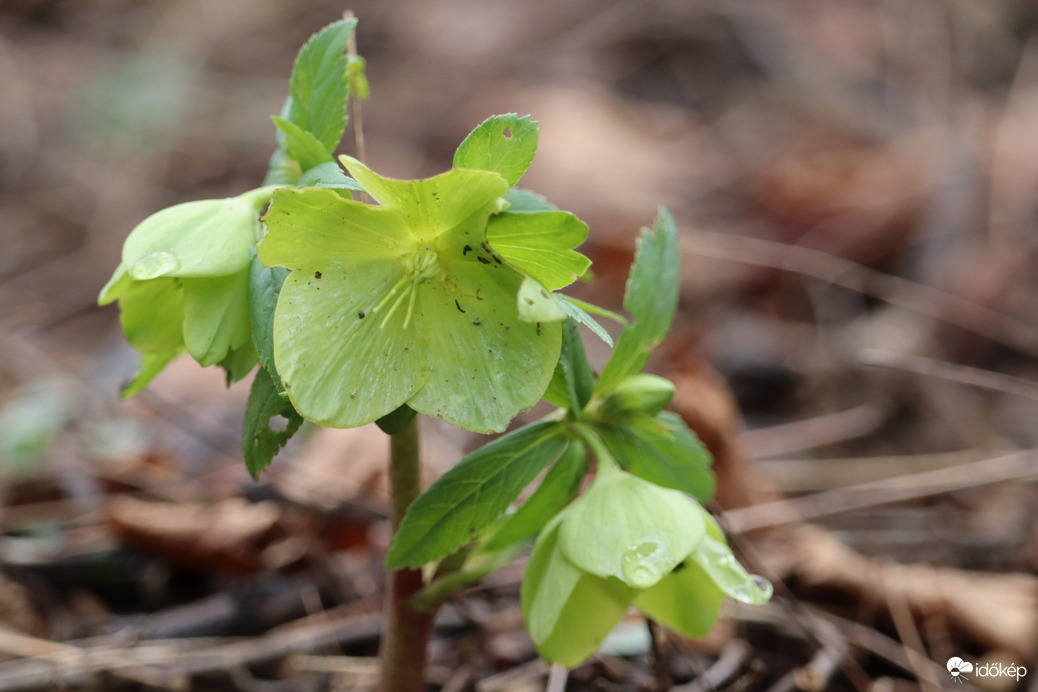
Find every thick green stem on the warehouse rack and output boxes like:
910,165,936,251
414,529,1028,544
381,415,435,692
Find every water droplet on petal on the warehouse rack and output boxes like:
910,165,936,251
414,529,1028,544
726,575,773,604
620,540,671,589
130,252,180,280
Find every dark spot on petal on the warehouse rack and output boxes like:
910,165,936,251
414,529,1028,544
455,299,465,313
358,311,366,319
314,271,322,279
477,256,490,265
463,245,472,256
536,322,541,336
472,320,482,326
492,255,502,264
481,242,493,254
502,128,512,139
476,289,483,300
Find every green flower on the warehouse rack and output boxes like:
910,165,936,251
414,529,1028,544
257,156,588,432
99,186,277,394
521,464,771,667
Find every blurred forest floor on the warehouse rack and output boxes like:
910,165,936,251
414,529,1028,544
2,0,1038,690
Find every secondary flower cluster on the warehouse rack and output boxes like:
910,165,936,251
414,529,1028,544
521,460,771,667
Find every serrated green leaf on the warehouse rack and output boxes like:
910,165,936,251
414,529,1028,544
287,18,356,153
557,297,614,347
521,516,633,667
483,438,587,550
242,366,304,478
595,411,715,502
632,558,725,639
597,208,679,391
454,114,539,188
181,270,252,367
121,350,180,399
298,161,364,191
386,421,569,568
517,276,566,322
248,253,289,383
504,188,557,212
271,116,334,172
486,211,590,291
558,463,706,589
560,318,594,411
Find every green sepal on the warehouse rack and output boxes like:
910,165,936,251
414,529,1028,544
486,211,590,291
595,411,715,502
482,438,587,550
386,421,569,569
121,351,180,399
346,54,370,100
375,404,417,435
521,515,634,667
690,511,772,605
597,208,679,391
517,276,566,323
632,558,725,639
122,189,275,280
181,270,253,367
454,114,539,188
287,17,357,154
241,365,304,478
558,462,706,589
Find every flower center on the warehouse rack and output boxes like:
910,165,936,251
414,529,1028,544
372,247,441,329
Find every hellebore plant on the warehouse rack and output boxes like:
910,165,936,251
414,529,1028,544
100,17,770,692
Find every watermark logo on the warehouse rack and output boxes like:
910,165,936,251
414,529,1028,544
946,657,1027,684
946,658,973,683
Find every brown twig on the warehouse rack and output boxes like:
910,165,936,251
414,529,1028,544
671,639,753,692
724,449,1038,533
679,229,1038,358
861,348,1038,401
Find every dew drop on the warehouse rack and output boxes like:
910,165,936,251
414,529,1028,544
130,252,180,280
620,540,671,589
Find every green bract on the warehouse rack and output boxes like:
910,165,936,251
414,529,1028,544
99,186,277,393
258,152,588,432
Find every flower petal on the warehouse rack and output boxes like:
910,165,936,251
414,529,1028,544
408,258,561,433
273,261,431,427
181,270,253,366
259,187,412,272
340,156,509,243
123,192,269,278
559,466,706,589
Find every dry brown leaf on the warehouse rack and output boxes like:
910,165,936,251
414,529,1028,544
768,524,1038,659
106,495,300,573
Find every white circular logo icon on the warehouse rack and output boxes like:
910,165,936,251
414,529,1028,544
947,657,974,683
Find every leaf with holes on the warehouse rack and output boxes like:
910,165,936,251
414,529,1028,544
454,113,539,188
242,366,304,478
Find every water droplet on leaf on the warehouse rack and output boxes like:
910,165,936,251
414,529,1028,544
621,540,671,589
130,252,180,280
